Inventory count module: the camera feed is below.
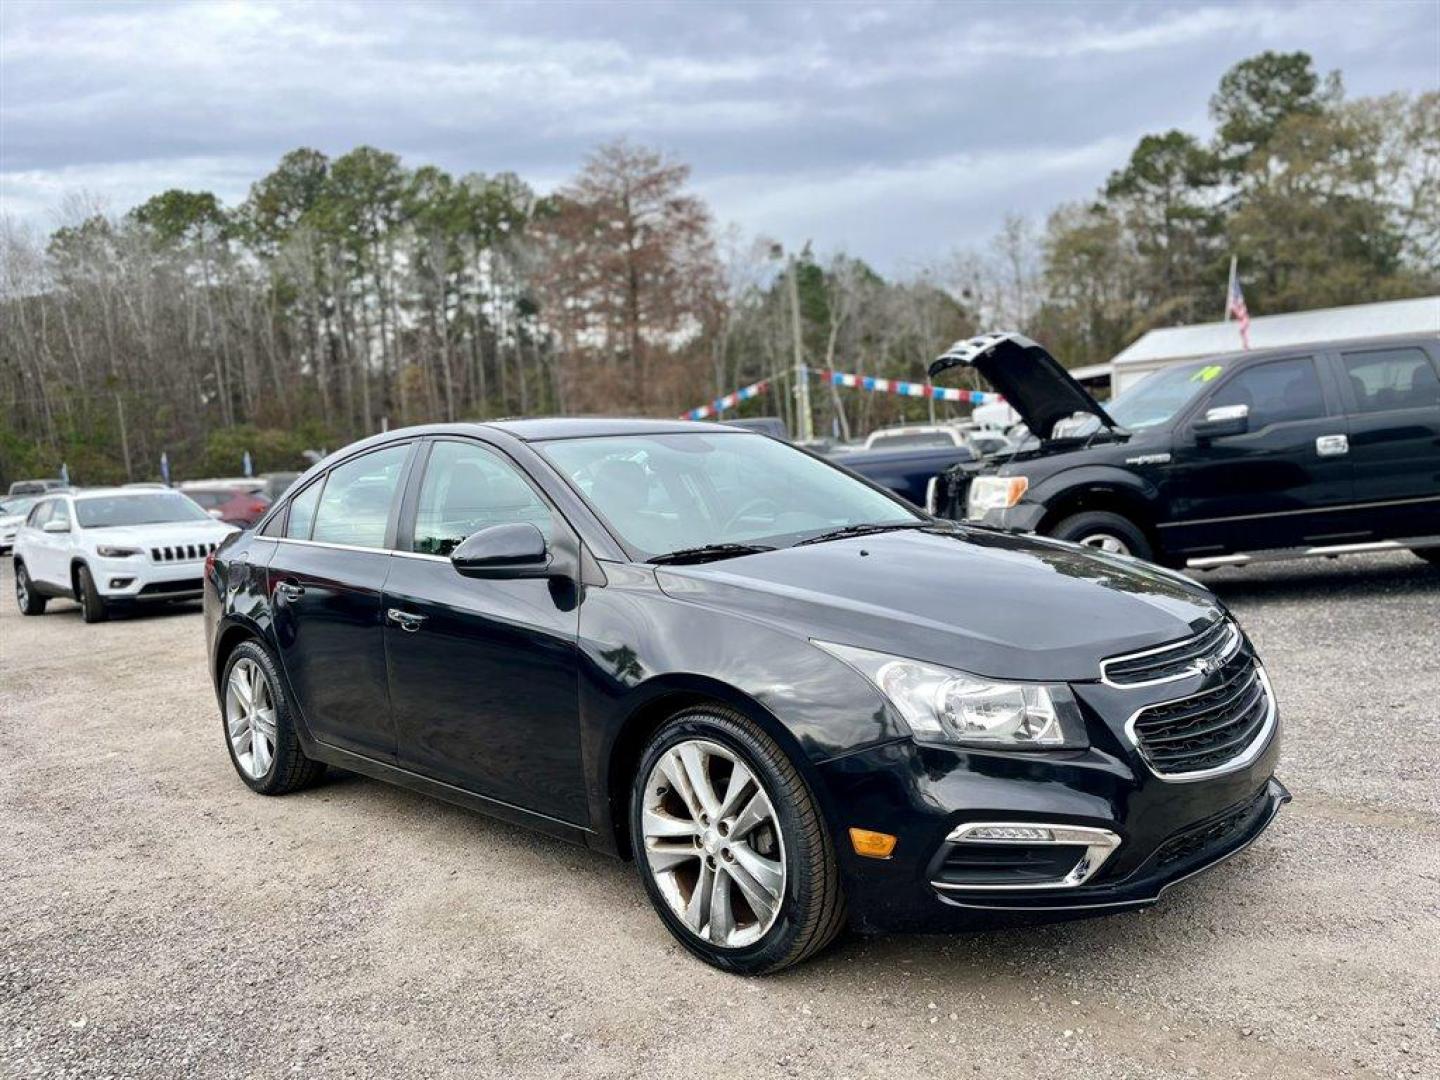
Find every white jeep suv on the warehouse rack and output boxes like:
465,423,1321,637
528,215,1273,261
12,488,237,623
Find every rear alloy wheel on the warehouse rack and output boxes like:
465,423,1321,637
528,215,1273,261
1050,510,1153,562
74,564,108,623
14,564,46,615
631,707,845,974
221,641,326,795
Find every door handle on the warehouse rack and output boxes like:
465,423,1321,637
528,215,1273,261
1315,434,1349,457
386,608,427,632
276,581,305,601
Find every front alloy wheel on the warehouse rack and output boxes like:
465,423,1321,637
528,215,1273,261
631,707,845,973
641,739,786,949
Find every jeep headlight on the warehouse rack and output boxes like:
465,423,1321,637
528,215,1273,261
967,475,1028,517
814,641,1087,749
95,545,143,558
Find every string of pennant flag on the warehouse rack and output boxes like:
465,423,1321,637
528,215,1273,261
680,368,1002,421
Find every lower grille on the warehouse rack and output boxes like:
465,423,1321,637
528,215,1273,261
138,579,202,596
1128,655,1272,778
1154,787,1269,868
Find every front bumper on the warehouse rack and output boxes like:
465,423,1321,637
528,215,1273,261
816,714,1285,933
968,500,1046,532
91,555,206,602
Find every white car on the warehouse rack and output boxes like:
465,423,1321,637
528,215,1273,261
12,488,237,622
0,494,42,554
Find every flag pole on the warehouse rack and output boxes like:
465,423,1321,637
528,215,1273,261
1223,255,1237,322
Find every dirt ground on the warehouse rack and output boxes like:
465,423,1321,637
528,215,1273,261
2,554,1437,1079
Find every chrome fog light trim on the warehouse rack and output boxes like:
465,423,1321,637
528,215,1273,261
934,822,1122,891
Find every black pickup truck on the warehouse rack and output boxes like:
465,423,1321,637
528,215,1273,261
928,331,1440,570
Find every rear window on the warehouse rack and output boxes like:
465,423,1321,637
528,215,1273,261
868,432,955,449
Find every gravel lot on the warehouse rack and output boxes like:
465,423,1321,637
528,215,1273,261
2,553,1438,1079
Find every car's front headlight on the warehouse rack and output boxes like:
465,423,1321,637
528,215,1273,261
814,641,1088,749
95,545,143,558
967,475,1028,517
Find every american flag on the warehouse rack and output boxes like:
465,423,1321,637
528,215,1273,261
1225,260,1251,349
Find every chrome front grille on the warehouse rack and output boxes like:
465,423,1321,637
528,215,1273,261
150,541,218,563
1101,617,1241,688
1125,651,1274,780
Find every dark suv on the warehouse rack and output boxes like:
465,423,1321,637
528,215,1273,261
929,332,1440,570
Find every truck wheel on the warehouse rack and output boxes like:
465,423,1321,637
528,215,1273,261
74,563,109,623
14,562,47,615
1050,511,1153,561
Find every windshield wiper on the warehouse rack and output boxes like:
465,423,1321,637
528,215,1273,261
646,543,776,566
793,522,930,547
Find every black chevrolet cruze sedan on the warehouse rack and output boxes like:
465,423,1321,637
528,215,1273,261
203,418,1287,973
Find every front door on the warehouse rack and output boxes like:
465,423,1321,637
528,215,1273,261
383,438,586,824
1163,355,1354,556
268,442,412,760
1333,343,1440,540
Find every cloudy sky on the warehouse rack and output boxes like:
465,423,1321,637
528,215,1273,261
2,0,1436,270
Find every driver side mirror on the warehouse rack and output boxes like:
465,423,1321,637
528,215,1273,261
1194,403,1249,441
450,522,552,579
42,519,70,533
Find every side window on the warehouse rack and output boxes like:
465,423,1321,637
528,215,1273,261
1208,357,1326,429
412,441,553,556
310,444,409,548
28,501,51,528
259,506,287,538
285,481,322,540
50,501,72,528
1341,347,1440,413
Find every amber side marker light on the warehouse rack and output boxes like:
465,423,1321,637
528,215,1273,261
849,828,898,859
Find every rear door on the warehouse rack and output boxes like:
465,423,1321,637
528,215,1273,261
1331,342,1440,540
383,437,587,823
20,499,62,586
1163,355,1354,555
267,442,414,761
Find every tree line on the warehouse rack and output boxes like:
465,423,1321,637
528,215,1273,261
1,51,1434,484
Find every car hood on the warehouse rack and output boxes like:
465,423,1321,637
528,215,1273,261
83,520,238,544
0,513,23,528
654,528,1220,682
929,332,1117,441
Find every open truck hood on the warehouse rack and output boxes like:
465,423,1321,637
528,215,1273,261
929,332,1118,440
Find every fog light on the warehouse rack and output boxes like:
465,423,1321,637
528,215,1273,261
963,825,1055,842
849,828,898,859
109,577,134,589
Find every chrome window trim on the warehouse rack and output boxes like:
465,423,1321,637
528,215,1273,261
1100,617,1242,689
933,823,1121,892
1124,664,1277,784
272,537,393,556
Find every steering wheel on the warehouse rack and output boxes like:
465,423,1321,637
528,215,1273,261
722,497,781,531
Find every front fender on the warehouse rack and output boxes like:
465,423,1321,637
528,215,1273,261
576,562,907,854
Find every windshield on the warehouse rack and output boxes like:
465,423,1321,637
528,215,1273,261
0,496,39,517
75,492,212,528
867,431,955,449
540,432,922,559
1106,360,1228,430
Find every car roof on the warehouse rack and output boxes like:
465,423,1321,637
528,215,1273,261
66,487,185,501
481,417,742,441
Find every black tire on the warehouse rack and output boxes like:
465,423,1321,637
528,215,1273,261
1049,510,1154,562
1414,548,1440,568
221,640,326,796
630,705,846,974
14,562,46,615
74,563,108,623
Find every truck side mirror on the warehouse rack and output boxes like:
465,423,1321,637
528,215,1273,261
1194,404,1249,441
